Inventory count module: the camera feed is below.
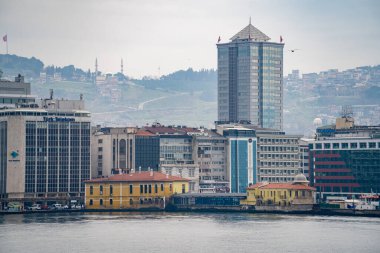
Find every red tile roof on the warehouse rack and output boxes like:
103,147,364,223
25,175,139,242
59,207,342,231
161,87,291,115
85,171,189,183
248,183,316,190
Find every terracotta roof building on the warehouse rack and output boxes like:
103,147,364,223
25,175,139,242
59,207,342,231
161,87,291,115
85,171,189,210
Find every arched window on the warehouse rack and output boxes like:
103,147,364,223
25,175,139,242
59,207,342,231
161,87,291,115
99,199,103,206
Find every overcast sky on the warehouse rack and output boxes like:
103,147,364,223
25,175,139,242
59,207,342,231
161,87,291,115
1,0,379,78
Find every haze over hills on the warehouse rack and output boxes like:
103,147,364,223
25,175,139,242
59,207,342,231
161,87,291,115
1,54,379,135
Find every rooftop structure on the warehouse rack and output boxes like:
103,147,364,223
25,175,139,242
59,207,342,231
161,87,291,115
230,23,270,42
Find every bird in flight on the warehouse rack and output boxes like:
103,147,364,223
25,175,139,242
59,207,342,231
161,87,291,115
289,49,300,53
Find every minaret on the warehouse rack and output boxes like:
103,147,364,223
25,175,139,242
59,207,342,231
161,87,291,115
121,58,124,75
95,58,98,76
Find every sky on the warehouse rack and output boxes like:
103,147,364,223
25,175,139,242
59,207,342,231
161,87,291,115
1,0,380,78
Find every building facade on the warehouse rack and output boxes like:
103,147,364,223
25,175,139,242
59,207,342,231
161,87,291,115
160,164,199,192
144,125,195,166
84,171,189,210
0,97,91,209
255,129,302,183
243,174,315,211
217,125,257,193
217,22,284,130
91,127,160,178
193,130,229,193
0,74,36,107
309,117,380,199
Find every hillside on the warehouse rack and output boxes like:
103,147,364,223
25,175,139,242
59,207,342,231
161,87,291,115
1,54,379,135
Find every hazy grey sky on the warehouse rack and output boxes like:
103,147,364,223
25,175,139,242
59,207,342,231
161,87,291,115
1,0,379,78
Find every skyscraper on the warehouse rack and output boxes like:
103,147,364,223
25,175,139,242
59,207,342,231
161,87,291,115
217,21,284,130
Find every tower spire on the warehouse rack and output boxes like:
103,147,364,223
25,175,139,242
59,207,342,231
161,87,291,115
248,17,251,40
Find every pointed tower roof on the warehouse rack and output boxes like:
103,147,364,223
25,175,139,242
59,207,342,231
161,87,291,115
230,23,270,42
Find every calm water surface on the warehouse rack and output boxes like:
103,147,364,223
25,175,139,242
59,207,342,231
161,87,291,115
0,212,379,253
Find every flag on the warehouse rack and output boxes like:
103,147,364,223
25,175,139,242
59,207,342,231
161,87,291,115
280,35,283,43
3,34,7,42
217,36,221,43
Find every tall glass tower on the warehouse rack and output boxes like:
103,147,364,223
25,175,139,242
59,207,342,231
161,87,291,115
217,22,284,130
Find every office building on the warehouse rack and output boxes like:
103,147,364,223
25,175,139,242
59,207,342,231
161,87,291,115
255,129,302,183
0,74,36,107
309,116,380,199
217,21,284,130
217,124,257,193
160,164,199,192
0,94,91,209
91,127,160,178
193,129,229,193
299,138,313,179
144,124,195,166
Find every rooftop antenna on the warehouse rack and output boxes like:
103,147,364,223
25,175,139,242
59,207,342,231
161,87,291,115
341,105,353,119
248,17,252,41
49,89,54,100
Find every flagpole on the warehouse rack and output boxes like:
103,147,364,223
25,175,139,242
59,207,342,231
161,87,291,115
6,33,8,54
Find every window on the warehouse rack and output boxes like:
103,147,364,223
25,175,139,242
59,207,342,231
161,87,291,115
130,198,133,205
130,184,133,194
110,185,113,195
155,184,158,194
98,139,103,144
100,185,103,195
90,185,93,195
341,143,348,149
161,183,164,191
109,199,113,205
182,184,186,193
148,185,152,194
324,143,330,149
98,147,103,152
359,142,367,149
99,199,103,206
89,199,93,205
169,184,172,192
140,185,143,194
369,142,376,148
144,185,148,194
315,143,322,149
350,143,357,149
332,143,339,149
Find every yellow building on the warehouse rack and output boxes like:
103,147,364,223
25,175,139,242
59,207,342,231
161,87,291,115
84,171,189,210
242,174,316,211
